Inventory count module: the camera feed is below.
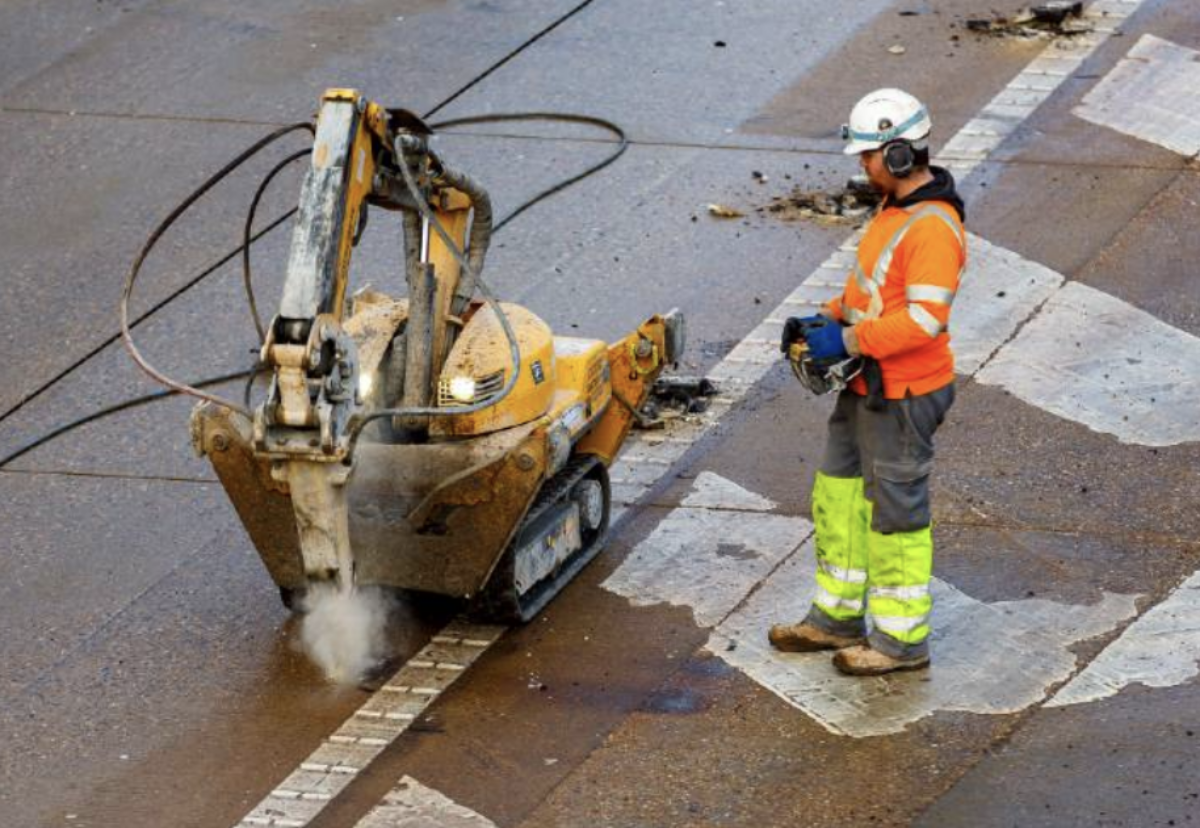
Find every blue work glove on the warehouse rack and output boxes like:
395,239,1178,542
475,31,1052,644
780,314,827,353
804,320,849,360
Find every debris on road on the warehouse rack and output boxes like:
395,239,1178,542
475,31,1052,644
636,376,719,428
757,176,881,226
707,203,745,219
888,44,907,55
965,2,1090,38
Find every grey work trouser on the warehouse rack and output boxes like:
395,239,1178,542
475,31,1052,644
820,383,955,533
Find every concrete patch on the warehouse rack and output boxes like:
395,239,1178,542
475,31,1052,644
602,474,811,628
1048,570,1200,708
355,776,497,828
952,233,1065,376
1074,34,1200,157
976,281,1200,447
707,542,1138,737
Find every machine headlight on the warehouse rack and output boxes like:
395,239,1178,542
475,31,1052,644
359,371,375,398
438,370,504,407
448,376,476,403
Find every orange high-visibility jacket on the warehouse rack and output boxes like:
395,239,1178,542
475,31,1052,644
826,196,966,399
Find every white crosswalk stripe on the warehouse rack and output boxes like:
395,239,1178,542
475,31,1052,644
353,776,497,828
976,281,1200,446
1049,571,1200,707
1074,34,1200,157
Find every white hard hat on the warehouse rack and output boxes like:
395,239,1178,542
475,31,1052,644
841,88,931,155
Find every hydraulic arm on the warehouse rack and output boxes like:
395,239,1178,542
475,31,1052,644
253,90,490,588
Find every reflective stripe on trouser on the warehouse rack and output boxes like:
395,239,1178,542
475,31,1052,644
866,524,933,650
810,471,870,626
813,387,952,651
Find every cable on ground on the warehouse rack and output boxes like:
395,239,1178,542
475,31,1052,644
2,112,627,471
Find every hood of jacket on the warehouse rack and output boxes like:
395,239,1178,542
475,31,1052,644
890,165,965,222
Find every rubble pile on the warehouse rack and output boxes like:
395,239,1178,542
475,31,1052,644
758,177,882,226
966,2,1091,38
635,376,719,429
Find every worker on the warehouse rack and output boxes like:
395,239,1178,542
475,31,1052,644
769,88,966,676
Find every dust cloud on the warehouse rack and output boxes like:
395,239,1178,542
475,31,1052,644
299,582,390,684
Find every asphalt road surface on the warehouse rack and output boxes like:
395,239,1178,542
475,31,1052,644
2,1,1199,826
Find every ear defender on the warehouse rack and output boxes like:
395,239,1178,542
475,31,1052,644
882,140,916,178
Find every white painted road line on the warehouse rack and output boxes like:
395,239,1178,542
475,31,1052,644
602,472,812,628
949,215,1200,449
234,620,503,828
604,474,1138,737
709,534,1138,737
976,281,1200,446
951,234,1064,376
353,776,498,828
1074,34,1200,157
678,469,777,512
1048,570,1200,708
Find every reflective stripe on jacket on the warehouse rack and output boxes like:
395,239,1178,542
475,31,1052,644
826,200,966,399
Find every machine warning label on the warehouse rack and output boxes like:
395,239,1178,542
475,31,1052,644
531,361,545,384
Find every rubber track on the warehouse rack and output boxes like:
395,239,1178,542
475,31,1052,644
472,454,609,622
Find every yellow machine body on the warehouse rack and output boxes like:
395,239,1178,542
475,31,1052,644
190,89,683,620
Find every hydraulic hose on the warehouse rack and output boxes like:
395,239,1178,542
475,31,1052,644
326,113,630,449
120,122,315,420
428,112,628,232
2,112,628,471
343,135,524,448
243,147,313,343
0,369,254,471
434,164,493,318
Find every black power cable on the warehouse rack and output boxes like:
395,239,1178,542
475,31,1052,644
0,369,254,470
120,122,318,418
0,205,300,433
429,112,627,231
0,111,629,471
0,0,605,435
235,113,627,341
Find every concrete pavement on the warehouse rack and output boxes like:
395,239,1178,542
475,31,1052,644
2,1,1198,826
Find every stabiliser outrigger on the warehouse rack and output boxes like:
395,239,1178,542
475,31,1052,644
179,89,684,621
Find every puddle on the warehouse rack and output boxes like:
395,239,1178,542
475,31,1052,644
641,687,711,715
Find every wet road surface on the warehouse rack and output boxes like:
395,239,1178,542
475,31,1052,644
2,1,1199,826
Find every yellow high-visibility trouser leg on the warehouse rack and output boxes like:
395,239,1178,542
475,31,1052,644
810,472,870,627
866,525,933,649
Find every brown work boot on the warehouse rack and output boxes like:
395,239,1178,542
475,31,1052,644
768,621,865,653
832,644,930,676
